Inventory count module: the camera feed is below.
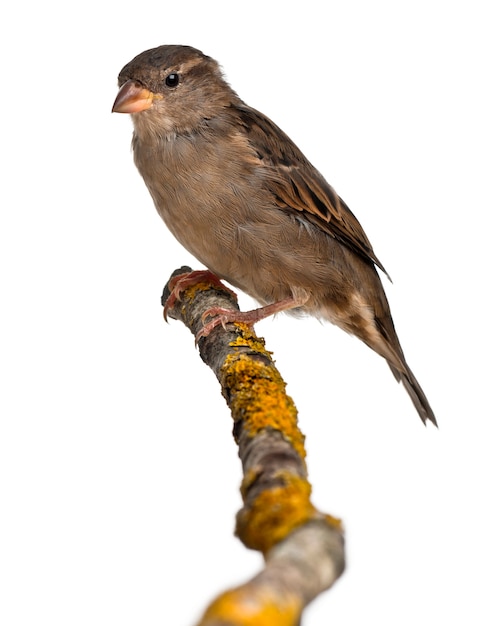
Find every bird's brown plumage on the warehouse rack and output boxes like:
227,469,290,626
113,44,436,426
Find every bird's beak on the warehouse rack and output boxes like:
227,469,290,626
112,80,158,113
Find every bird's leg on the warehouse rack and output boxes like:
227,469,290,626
163,269,237,321
197,294,309,340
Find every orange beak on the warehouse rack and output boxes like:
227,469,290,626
112,80,156,113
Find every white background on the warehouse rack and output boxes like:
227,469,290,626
2,1,491,624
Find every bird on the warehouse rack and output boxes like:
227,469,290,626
112,44,437,427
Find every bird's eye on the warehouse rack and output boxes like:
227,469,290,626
165,73,180,88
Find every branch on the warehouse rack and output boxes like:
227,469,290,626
162,267,345,626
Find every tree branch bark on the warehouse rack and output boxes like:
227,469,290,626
162,267,345,626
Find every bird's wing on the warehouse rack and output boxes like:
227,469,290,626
235,105,390,279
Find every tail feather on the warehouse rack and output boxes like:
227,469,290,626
367,308,437,427
388,362,437,427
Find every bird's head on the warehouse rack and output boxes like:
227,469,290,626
112,45,238,139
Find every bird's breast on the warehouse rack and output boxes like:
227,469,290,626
133,130,279,292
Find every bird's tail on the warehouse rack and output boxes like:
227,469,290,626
388,360,437,427
363,319,437,426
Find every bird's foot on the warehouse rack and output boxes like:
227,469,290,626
196,295,307,340
163,270,237,321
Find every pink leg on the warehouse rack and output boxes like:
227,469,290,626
163,270,237,321
197,294,309,340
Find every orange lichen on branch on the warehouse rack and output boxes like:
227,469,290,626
198,584,302,626
221,345,306,461
237,472,315,553
220,327,339,556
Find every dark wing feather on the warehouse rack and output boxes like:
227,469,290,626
234,104,390,279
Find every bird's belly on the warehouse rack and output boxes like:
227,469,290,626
156,193,287,302
152,185,359,313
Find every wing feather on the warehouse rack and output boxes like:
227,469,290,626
234,104,390,279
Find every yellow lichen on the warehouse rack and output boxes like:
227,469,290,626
229,323,273,357
237,473,316,553
185,281,223,300
324,513,344,532
221,352,306,460
199,584,302,626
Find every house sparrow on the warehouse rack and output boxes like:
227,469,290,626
112,45,436,426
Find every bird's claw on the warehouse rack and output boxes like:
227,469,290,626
195,307,244,341
163,270,236,322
